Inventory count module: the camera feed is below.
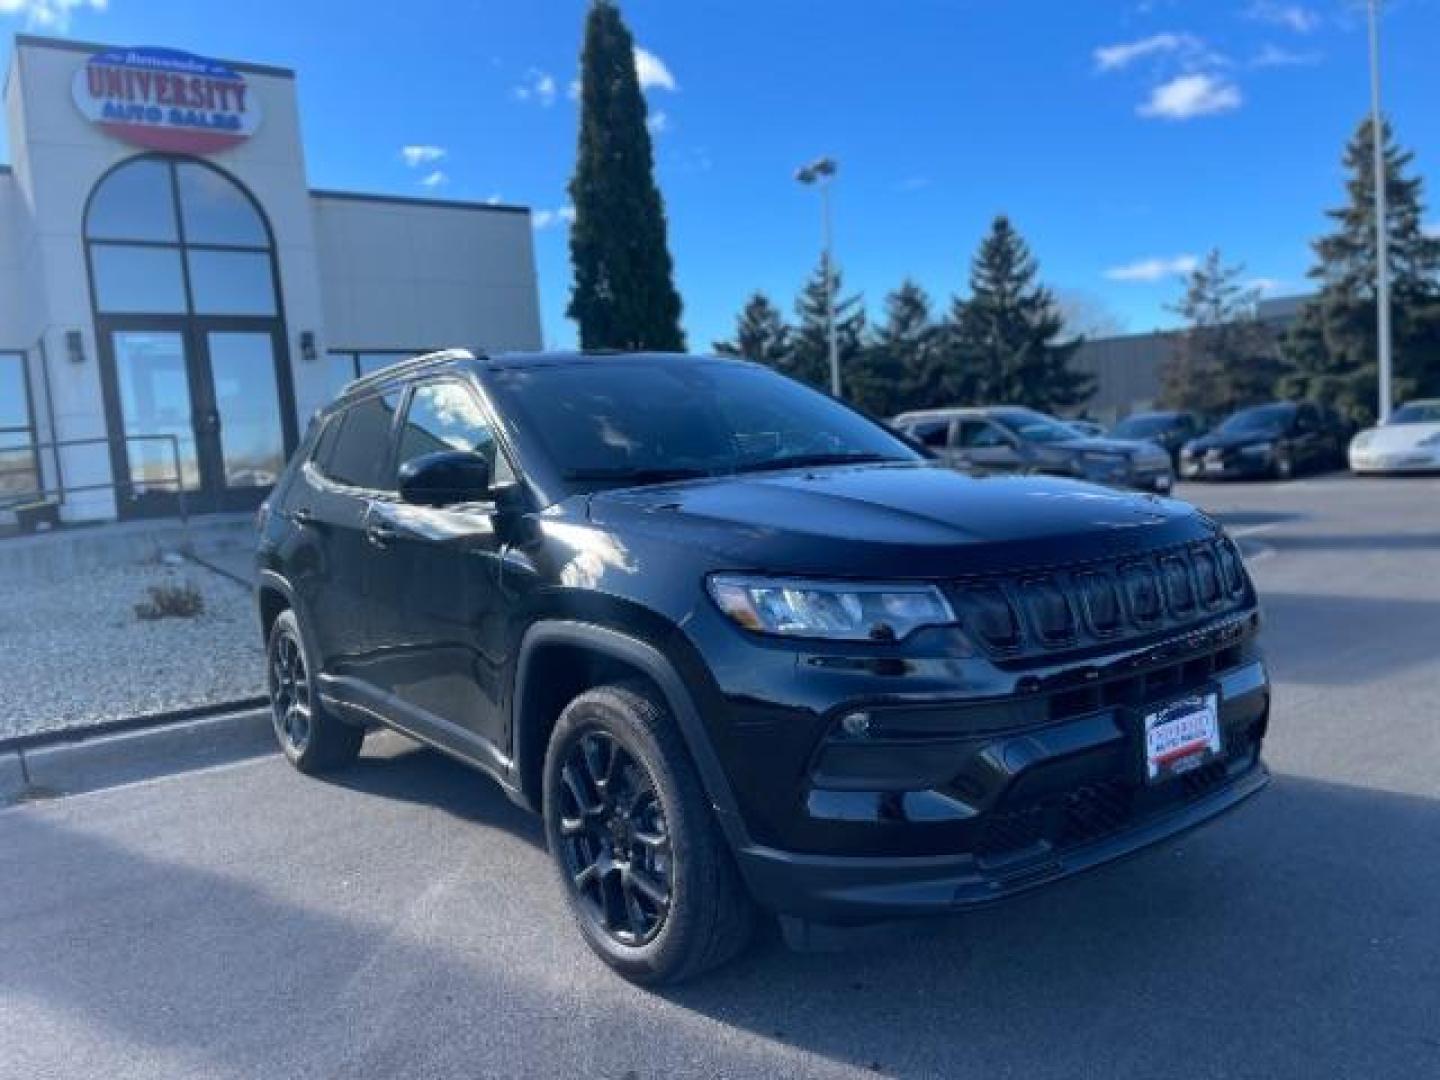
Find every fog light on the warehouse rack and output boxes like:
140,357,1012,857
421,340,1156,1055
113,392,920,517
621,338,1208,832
839,710,873,739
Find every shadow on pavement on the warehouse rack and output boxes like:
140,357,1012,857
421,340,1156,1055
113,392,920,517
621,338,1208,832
2,764,1437,1078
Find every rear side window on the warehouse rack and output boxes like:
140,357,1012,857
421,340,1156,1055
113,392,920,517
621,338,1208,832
908,419,952,448
315,392,401,489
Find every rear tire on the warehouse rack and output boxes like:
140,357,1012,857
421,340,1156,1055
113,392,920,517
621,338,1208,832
266,609,363,774
543,682,755,985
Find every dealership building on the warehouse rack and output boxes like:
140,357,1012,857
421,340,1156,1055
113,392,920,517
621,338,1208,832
1,34,542,524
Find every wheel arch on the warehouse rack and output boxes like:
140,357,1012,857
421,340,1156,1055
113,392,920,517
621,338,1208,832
509,621,746,847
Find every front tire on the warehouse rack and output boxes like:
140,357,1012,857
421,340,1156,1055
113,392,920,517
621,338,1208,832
543,683,755,984
266,609,363,774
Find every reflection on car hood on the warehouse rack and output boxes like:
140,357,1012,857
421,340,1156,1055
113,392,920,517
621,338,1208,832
1186,429,1282,452
587,464,1211,577
1356,422,1440,452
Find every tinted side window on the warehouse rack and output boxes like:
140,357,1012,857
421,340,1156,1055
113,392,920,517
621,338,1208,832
320,392,401,489
959,421,1010,449
396,381,514,485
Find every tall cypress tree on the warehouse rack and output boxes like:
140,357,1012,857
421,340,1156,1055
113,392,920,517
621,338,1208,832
950,216,1092,412
871,280,955,413
567,0,686,351
713,292,792,368
1281,118,1440,423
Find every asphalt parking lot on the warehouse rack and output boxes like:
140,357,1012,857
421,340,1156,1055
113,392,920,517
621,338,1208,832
2,473,1438,1080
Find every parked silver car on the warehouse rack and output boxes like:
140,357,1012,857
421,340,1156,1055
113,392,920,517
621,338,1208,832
893,406,1175,494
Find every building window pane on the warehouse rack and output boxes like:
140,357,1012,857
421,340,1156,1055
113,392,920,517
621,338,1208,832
186,250,277,315
85,159,178,242
0,352,30,430
176,163,267,246
91,245,187,313
325,353,358,402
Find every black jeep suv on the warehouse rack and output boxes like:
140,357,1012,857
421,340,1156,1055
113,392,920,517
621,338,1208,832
256,350,1271,984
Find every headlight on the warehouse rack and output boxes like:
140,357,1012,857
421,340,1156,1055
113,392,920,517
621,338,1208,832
1351,430,1376,451
1237,442,1274,458
707,575,957,642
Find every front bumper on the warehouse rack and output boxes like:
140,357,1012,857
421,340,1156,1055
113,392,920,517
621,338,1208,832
734,759,1268,922
1349,449,1440,473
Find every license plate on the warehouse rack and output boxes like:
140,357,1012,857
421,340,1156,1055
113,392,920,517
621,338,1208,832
1143,694,1222,783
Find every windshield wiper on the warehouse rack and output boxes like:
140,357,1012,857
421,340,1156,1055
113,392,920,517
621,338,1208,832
562,466,713,486
730,452,901,475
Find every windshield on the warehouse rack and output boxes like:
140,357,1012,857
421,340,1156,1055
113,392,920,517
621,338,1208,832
1390,402,1440,424
992,409,1081,444
1112,415,1173,439
1219,404,1294,434
485,360,920,485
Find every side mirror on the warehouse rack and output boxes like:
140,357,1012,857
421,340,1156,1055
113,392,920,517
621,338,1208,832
398,450,492,508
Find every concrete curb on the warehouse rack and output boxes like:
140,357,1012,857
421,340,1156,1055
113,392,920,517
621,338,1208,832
2,708,276,807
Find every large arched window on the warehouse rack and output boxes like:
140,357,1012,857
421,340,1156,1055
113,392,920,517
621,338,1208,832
85,156,279,317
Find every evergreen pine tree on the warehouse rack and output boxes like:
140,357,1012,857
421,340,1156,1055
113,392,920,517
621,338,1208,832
950,216,1093,412
1281,118,1440,423
713,292,792,368
870,280,956,413
567,0,687,351
790,260,865,394
1159,250,1283,415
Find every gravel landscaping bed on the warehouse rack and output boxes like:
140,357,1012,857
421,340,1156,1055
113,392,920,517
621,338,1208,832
1,557,264,740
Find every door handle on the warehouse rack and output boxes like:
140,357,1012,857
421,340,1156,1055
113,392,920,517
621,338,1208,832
365,521,400,547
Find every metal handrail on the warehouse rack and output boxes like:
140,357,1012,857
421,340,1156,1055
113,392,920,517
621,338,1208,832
0,434,189,525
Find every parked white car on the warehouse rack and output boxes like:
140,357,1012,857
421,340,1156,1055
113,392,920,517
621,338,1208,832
1349,400,1440,474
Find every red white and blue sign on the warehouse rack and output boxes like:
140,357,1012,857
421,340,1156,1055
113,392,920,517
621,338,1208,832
71,47,262,155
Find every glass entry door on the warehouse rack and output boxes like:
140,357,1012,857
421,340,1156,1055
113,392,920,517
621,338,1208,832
104,320,293,517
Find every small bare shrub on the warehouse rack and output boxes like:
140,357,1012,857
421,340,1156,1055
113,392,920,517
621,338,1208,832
135,582,205,621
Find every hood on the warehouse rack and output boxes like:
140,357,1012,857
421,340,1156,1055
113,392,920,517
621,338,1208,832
1059,436,1146,456
586,464,1211,579
1355,422,1440,452
1186,428,1284,452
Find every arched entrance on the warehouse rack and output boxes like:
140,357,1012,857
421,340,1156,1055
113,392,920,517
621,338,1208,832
85,154,297,517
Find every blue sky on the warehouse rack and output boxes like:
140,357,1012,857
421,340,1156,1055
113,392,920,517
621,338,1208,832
3,0,1439,349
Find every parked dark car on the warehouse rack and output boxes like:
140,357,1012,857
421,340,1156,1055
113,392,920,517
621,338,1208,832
257,351,1270,983
1180,401,1344,481
892,406,1175,493
1110,410,1204,469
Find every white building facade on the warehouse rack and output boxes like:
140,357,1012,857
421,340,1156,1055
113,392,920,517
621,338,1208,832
0,35,542,523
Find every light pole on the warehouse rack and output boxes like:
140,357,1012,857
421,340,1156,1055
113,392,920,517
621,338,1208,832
1367,0,1393,422
795,157,841,398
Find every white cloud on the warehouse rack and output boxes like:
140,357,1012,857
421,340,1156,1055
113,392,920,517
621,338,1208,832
1094,32,1202,73
1105,254,1199,283
634,46,677,91
1251,43,1322,68
0,0,106,31
512,68,558,107
646,110,669,136
1138,74,1242,119
400,145,446,167
1246,2,1320,34
896,175,931,193
418,170,448,189
532,206,577,231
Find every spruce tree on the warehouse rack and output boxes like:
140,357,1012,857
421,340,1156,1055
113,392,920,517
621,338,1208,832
870,280,955,413
1159,250,1283,415
567,0,686,351
949,216,1093,412
790,260,866,394
713,292,792,368
1281,118,1440,423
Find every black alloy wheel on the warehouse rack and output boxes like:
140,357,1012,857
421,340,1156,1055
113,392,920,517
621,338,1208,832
265,609,363,773
269,629,312,756
555,729,673,946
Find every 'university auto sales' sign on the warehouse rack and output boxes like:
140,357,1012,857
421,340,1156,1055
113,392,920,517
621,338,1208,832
71,47,262,154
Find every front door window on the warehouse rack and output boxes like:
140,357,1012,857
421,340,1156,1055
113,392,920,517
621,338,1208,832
112,331,201,494
206,331,285,491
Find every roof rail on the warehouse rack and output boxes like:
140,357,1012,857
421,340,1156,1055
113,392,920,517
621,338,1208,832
340,348,479,396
